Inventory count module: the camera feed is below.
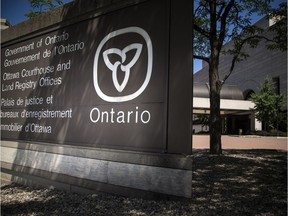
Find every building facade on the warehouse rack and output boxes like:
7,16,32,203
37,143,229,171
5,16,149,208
0,18,11,31
194,16,287,134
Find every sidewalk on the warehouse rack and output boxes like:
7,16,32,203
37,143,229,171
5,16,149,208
193,135,287,151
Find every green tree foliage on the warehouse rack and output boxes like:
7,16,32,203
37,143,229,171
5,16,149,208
25,0,63,18
267,3,287,51
250,77,286,131
193,0,286,154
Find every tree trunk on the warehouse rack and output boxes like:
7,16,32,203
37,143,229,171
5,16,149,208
209,84,222,154
208,4,222,154
209,48,222,155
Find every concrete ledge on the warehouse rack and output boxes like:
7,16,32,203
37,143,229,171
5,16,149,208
193,97,255,111
1,140,192,170
1,141,192,198
1,165,180,199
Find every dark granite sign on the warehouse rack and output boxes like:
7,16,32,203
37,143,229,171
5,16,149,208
1,0,192,153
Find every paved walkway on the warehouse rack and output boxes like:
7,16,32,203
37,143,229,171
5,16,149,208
193,135,287,151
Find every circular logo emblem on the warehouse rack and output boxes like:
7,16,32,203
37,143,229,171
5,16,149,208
93,27,153,102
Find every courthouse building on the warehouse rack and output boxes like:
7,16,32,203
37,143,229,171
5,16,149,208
0,19,11,31
193,16,287,134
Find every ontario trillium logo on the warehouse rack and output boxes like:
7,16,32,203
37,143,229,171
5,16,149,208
103,43,143,93
93,27,153,102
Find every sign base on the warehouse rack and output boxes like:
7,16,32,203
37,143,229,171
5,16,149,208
1,140,192,198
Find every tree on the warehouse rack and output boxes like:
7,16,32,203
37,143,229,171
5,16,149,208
266,3,287,51
25,0,63,18
193,0,286,154
250,77,285,131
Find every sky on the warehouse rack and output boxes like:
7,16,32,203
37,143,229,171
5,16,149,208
1,0,73,26
1,0,286,73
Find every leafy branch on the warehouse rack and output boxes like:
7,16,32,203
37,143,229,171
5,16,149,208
25,0,63,18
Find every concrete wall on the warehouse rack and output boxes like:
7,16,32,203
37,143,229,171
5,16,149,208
1,0,192,198
1,140,192,198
